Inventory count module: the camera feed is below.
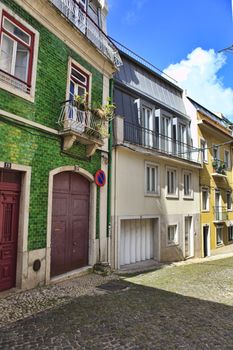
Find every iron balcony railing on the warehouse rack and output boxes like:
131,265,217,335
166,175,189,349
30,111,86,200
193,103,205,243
124,121,200,163
213,206,228,221
49,0,122,68
58,100,105,141
212,158,227,175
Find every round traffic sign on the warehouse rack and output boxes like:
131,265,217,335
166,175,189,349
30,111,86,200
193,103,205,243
95,170,106,187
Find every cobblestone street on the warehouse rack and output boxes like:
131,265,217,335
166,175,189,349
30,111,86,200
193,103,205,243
1,256,233,349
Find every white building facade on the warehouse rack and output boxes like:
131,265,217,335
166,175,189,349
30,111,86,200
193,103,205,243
111,49,202,269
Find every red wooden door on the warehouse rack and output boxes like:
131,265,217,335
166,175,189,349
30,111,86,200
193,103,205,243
0,170,21,292
51,172,90,277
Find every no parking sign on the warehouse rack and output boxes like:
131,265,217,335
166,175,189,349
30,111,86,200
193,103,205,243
95,170,106,187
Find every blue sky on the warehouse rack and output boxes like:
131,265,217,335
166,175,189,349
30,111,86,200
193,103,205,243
108,0,233,119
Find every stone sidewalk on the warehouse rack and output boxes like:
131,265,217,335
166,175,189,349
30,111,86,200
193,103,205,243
1,255,233,349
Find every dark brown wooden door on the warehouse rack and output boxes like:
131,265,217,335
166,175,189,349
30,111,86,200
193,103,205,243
51,172,90,277
0,170,21,292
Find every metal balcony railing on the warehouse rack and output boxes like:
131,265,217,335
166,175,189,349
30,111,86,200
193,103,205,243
58,100,105,141
124,121,200,163
212,158,227,175
49,0,122,68
213,206,228,221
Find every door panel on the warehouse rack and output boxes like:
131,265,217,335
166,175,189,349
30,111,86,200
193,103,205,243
120,219,155,266
0,186,20,292
51,172,90,277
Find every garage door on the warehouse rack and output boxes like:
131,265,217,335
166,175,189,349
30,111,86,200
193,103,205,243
120,219,155,266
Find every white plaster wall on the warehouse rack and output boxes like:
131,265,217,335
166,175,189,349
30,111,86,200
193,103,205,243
111,147,201,267
113,147,200,217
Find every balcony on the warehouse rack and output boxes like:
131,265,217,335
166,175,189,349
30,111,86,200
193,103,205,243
213,206,228,222
211,159,227,178
122,121,200,163
58,100,105,156
49,0,122,68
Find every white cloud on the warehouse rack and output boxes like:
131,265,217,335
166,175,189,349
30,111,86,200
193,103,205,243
163,47,233,119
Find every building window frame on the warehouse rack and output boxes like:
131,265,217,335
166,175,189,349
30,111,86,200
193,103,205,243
201,187,209,212
216,225,223,246
183,170,193,199
200,138,208,163
228,226,233,242
66,57,92,104
167,224,178,246
224,149,231,170
0,4,39,102
166,166,178,198
226,190,232,211
145,162,160,197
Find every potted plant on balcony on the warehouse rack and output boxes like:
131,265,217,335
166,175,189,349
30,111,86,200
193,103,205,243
73,93,89,111
91,98,116,121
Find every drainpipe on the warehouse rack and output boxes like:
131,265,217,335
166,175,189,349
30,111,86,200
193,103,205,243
107,78,114,263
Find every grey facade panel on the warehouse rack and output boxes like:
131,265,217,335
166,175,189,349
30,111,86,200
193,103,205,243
115,56,186,115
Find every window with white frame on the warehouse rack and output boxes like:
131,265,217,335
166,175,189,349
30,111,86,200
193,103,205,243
183,171,192,198
142,106,153,147
212,145,219,160
228,226,233,241
216,225,223,246
167,224,178,245
224,150,230,169
166,167,178,197
226,191,232,211
0,10,35,94
69,62,90,101
202,187,209,211
200,139,208,163
145,162,159,195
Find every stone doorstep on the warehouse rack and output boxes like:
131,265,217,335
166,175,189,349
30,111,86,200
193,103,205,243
50,265,93,285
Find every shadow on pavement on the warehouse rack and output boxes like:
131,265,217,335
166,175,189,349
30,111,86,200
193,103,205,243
0,279,232,349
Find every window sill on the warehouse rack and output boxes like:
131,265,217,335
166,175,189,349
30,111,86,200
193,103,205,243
144,192,160,198
183,196,194,200
167,242,179,247
227,209,232,212
166,194,179,199
0,81,35,103
216,243,223,247
201,209,210,213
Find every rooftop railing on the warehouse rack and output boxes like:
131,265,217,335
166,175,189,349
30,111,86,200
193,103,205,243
49,0,122,68
124,121,200,163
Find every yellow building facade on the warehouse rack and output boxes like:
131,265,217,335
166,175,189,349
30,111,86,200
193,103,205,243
189,98,233,257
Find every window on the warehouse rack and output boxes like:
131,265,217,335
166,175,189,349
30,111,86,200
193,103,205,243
212,145,219,160
183,171,192,198
200,139,208,163
161,115,171,152
202,187,209,211
224,150,230,169
228,226,233,241
226,191,232,211
167,225,178,245
166,167,178,197
0,11,35,94
69,63,90,101
145,162,159,196
216,226,223,246
142,107,153,147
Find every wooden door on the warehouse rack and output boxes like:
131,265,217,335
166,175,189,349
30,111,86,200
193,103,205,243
0,170,21,292
51,172,90,277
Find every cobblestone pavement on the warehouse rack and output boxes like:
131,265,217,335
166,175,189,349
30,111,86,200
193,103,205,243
1,257,233,349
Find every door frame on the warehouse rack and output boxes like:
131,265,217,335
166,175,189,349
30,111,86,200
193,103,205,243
46,166,96,283
0,162,31,290
202,223,210,257
116,215,160,269
184,215,194,258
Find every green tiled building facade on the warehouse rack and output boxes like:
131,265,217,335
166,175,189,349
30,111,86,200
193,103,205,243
0,0,119,291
